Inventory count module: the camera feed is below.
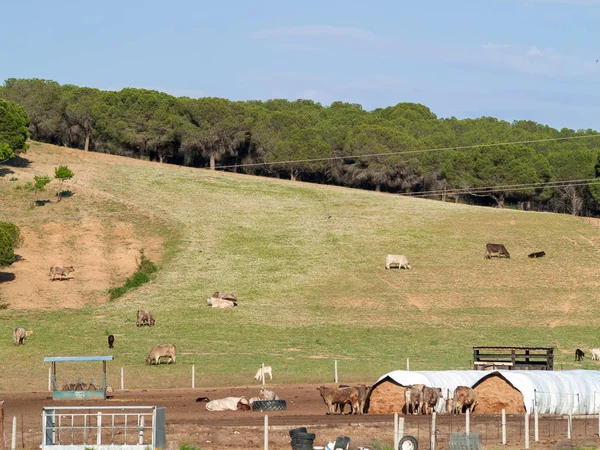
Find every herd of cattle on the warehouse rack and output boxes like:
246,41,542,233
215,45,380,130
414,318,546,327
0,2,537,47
575,348,600,361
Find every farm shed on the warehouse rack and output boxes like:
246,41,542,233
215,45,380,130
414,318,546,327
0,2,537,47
366,370,486,414
473,370,600,415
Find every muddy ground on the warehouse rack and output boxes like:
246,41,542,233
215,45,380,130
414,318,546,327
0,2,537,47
1,384,599,449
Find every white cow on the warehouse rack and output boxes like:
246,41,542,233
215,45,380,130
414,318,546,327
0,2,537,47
254,365,273,382
385,254,412,270
206,297,237,308
206,396,249,411
591,348,600,360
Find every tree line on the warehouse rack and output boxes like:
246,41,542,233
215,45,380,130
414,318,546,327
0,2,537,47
1,78,600,216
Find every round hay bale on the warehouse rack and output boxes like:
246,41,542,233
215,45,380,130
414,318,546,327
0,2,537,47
474,373,525,414
367,380,406,414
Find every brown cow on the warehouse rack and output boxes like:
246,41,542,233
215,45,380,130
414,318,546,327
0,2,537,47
422,387,443,415
317,386,360,415
49,265,75,281
13,328,32,345
405,384,424,415
213,291,238,301
145,344,176,365
136,310,155,327
452,386,478,414
485,243,510,259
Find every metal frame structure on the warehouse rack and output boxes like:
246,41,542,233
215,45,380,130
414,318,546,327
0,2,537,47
42,406,166,449
44,356,113,400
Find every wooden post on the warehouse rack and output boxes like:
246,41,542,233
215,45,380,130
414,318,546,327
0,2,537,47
393,412,399,450
120,367,124,390
192,365,195,389
524,413,530,449
11,416,16,450
48,368,52,392
334,360,338,383
431,412,436,450
466,409,470,435
264,414,268,450
0,401,5,450
502,409,506,445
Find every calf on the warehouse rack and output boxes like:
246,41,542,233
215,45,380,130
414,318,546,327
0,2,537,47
108,334,115,349
385,254,412,270
591,348,600,361
254,365,273,382
207,297,237,308
13,327,31,345
422,386,443,415
528,251,546,258
145,344,176,365
318,386,360,415
452,386,478,414
485,243,510,259
49,265,75,281
136,310,155,326
405,384,424,415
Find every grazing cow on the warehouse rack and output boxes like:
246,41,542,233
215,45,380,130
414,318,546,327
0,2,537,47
108,334,115,349
206,297,237,308
591,348,600,361
385,254,413,270
12,327,31,345
212,291,238,301
49,265,75,281
485,243,510,259
136,310,155,327
254,365,273,382
422,387,443,415
318,386,360,415
405,384,424,415
528,251,546,258
145,344,176,365
452,386,478,414
205,396,249,411
575,348,585,361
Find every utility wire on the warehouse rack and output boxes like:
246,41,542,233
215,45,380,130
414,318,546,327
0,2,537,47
214,134,600,170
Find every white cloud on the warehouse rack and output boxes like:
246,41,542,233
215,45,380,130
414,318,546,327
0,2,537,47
527,46,541,55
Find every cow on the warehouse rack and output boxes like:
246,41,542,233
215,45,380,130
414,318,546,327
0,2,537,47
136,310,155,327
452,386,478,414
145,344,176,365
212,291,238,301
385,254,413,270
485,243,510,259
575,348,585,361
405,384,424,415
317,385,360,415
259,387,279,400
12,327,32,345
591,348,600,361
254,365,273,382
206,297,237,308
49,265,75,281
528,251,546,258
422,387,443,415
108,334,115,349
205,396,249,411
357,384,370,415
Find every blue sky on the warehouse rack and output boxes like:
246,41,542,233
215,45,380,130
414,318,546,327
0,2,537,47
1,0,599,130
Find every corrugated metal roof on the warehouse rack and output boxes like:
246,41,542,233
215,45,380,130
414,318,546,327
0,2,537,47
43,356,114,362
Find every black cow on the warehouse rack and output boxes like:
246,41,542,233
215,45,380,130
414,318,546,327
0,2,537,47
108,334,114,349
528,251,546,258
485,243,510,259
575,348,585,361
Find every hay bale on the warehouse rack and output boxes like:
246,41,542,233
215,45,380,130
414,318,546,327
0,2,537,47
367,380,406,414
474,373,525,414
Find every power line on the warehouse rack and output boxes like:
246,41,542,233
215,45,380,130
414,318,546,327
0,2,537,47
214,134,600,170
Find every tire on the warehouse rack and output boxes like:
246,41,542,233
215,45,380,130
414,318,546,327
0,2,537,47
398,435,418,450
252,399,287,411
288,427,308,437
334,436,350,449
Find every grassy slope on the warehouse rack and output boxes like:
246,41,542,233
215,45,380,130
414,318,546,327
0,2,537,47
1,143,600,391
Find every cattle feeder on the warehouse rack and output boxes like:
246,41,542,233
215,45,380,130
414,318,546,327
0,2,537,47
44,356,113,400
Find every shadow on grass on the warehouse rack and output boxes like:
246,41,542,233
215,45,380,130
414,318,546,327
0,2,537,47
57,190,74,200
0,167,15,177
3,155,30,168
34,199,52,207
0,272,16,283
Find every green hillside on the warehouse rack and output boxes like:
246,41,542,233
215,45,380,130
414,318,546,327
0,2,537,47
1,143,599,391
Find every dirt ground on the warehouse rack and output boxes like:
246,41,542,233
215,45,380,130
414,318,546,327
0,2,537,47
2,385,600,450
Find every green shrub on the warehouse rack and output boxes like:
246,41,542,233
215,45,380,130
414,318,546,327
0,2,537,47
109,249,157,301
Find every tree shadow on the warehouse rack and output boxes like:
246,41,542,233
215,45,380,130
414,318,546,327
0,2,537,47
0,272,16,283
34,199,52,207
3,155,31,168
0,167,15,177
57,190,74,200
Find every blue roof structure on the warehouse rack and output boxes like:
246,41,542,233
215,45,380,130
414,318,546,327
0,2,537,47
43,356,114,362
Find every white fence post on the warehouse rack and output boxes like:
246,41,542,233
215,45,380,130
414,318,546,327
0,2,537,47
192,365,195,389
48,367,52,392
524,413,530,449
534,406,539,441
393,412,399,450
406,358,410,371
261,363,265,386
502,409,506,445
399,417,405,439
466,409,470,435
431,412,436,450
97,412,102,446
264,414,268,450
121,367,124,390
568,412,572,439
334,360,338,383
11,416,16,450
138,416,144,445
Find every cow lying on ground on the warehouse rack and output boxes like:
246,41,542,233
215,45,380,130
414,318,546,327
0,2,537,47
485,243,510,259
318,386,360,415
49,265,75,281
591,348,600,360
385,254,413,270
205,396,250,411
207,297,237,308
528,251,546,258
145,344,176,365
136,310,155,326
13,328,32,345
213,291,238,301
575,348,585,361
254,365,273,382
405,384,424,415
452,386,478,414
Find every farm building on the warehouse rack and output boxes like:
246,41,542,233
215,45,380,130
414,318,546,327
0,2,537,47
367,370,600,415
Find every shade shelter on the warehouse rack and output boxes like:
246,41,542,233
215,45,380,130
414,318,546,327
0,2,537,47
44,356,113,400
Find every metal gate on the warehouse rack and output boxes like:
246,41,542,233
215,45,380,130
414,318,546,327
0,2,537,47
42,406,166,449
